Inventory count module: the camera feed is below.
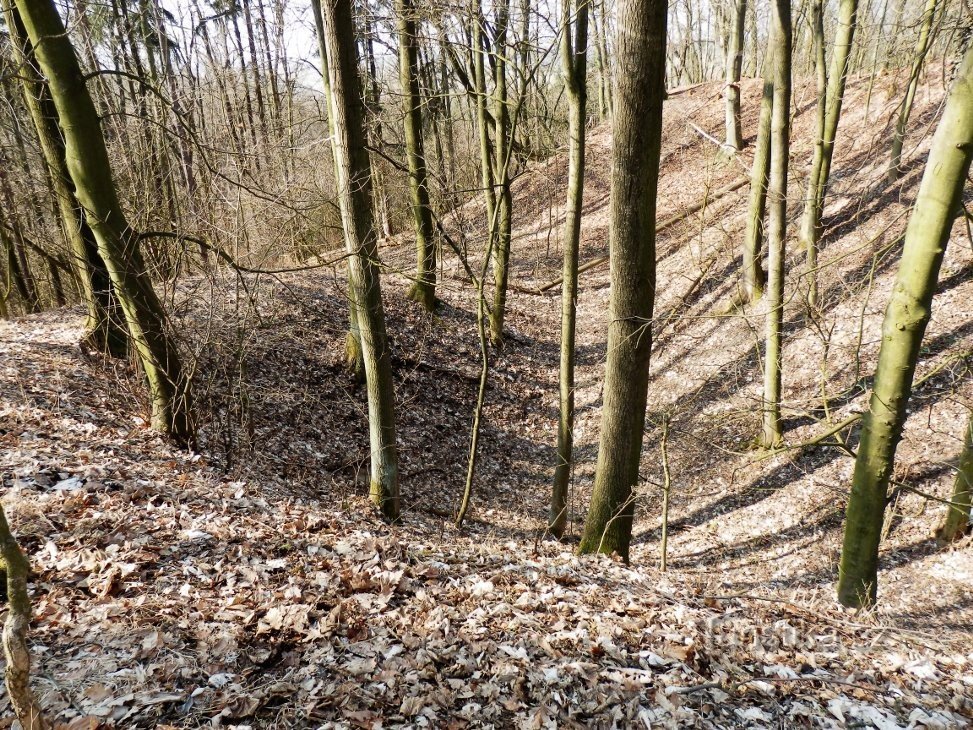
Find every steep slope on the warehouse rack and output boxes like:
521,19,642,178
0,63,971,727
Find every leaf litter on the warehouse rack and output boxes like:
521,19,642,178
1,68,972,729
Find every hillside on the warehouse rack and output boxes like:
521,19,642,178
1,65,971,728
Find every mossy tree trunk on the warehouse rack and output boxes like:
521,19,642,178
395,0,438,311
318,0,400,521
724,0,746,150
3,0,127,357
799,0,860,308
838,45,973,608
14,0,194,446
759,0,792,450
577,0,667,561
888,0,938,182
550,0,589,540
938,413,973,542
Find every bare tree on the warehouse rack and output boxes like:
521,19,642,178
315,0,401,520
550,0,589,539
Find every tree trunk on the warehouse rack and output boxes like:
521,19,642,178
889,0,938,182
395,0,438,311
724,0,746,149
738,61,774,306
937,413,973,542
241,0,270,142
488,0,513,347
881,0,907,74
550,0,589,540
0,505,48,730
317,0,400,521
591,0,613,120
838,45,973,608
577,0,667,561
0,171,40,314
759,0,792,450
799,0,860,308
15,0,195,447
363,12,392,240
3,0,127,357
311,0,365,380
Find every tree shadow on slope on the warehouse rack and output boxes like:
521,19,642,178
631,435,849,546
667,502,846,576
630,313,970,553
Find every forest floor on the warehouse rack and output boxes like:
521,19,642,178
1,65,972,728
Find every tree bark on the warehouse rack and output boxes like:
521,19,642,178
591,0,613,120
889,0,938,182
799,0,860,308
488,0,513,347
759,0,792,450
738,56,774,306
838,45,973,608
937,413,973,542
577,0,667,561
395,0,438,311
15,0,195,447
0,504,49,730
3,0,127,357
550,0,589,540
311,0,365,380
724,0,746,149
317,0,401,521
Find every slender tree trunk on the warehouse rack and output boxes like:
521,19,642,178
241,0,270,142
311,0,365,379
316,0,400,521
937,413,973,542
0,171,40,314
550,0,589,540
15,0,195,446
488,0,513,346
591,0,613,119
863,0,891,118
759,0,792,450
396,0,438,311
3,0,127,356
253,0,280,128
881,0,907,74
0,505,48,730
838,46,973,608
747,0,760,75
471,3,498,280
738,60,774,306
229,8,260,154
889,0,938,182
799,0,860,308
0,210,34,314
577,0,667,561
724,0,746,149
363,12,392,239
